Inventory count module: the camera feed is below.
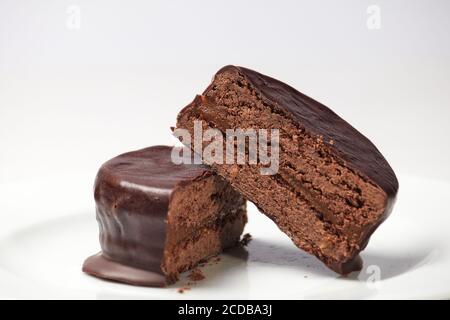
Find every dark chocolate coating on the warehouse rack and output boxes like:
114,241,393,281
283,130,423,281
82,146,209,287
213,65,399,209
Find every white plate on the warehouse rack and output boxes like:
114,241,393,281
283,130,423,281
0,173,449,299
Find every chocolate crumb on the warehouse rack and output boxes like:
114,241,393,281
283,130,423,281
177,287,191,294
188,268,205,282
240,233,252,246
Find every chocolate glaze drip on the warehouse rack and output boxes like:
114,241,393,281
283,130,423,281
83,253,166,287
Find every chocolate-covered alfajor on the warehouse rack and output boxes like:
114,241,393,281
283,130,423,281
176,65,399,275
82,146,247,286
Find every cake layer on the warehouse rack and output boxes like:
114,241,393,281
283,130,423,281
163,209,247,281
166,168,246,246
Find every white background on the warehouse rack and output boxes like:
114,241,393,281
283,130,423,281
1,0,449,184
1,0,450,299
